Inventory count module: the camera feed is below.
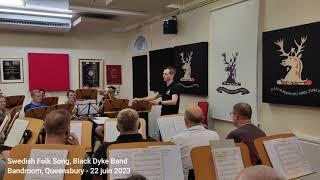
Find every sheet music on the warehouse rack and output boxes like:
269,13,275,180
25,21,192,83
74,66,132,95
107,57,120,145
104,120,143,142
92,117,109,125
109,148,163,180
264,137,313,179
70,123,82,145
4,119,29,147
149,145,184,180
212,147,244,180
24,149,68,180
157,116,186,140
0,114,9,133
104,121,120,142
173,118,187,134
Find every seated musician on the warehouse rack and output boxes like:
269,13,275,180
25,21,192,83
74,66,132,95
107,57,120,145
0,96,9,126
98,86,116,106
24,90,47,113
65,90,76,105
93,108,156,179
44,109,92,179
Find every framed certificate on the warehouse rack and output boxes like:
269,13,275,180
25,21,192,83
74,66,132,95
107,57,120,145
0,58,24,83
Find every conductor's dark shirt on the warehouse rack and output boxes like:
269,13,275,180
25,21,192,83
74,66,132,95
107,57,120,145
159,82,180,115
226,124,266,165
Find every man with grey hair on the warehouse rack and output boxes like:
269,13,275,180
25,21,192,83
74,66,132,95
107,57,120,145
227,102,266,165
237,165,286,180
24,89,47,113
93,108,156,179
170,105,219,180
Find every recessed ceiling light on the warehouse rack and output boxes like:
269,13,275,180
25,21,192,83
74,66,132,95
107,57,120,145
0,0,25,6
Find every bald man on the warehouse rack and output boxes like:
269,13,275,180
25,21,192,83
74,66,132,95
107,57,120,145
169,105,219,180
237,165,285,180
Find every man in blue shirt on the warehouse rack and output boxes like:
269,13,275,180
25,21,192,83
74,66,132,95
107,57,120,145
24,89,47,113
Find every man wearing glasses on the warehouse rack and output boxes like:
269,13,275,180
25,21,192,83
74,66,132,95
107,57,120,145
227,103,266,165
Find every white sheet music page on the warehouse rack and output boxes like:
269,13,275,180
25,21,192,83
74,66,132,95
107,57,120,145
109,148,163,180
92,117,109,125
0,114,9,133
4,119,29,147
274,137,313,179
109,148,139,180
149,145,184,180
173,117,187,134
133,148,163,180
157,118,175,141
24,149,68,180
212,147,244,180
70,123,82,145
104,121,120,142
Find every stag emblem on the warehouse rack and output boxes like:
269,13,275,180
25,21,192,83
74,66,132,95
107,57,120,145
179,51,195,82
222,52,241,86
274,36,312,85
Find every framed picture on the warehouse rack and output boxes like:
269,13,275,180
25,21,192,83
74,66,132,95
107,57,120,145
0,58,24,83
79,59,104,88
107,65,122,85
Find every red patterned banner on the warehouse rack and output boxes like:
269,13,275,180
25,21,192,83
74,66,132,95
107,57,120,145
107,65,121,85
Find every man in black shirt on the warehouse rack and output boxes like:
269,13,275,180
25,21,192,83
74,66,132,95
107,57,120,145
93,108,156,179
134,66,180,115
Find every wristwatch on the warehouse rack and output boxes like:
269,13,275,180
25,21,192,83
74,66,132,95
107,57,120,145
159,101,162,105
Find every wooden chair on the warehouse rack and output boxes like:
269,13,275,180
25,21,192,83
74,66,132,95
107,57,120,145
76,89,97,100
103,99,129,117
42,97,59,106
4,144,85,180
191,143,252,180
5,95,25,109
70,120,93,152
254,133,295,167
103,118,147,140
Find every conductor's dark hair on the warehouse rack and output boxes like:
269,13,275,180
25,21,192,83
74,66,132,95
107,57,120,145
165,66,176,75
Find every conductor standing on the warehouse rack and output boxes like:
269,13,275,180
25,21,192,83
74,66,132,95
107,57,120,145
134,66,180,115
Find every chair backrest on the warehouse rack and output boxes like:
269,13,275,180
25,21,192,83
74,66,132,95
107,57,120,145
70,120,93,152
53,104,74,114
5,95,25,109
191,143,252,180
42,97,59,106
254,133,295,167
76,89,97,100
197,101,208,126
4,144,85,180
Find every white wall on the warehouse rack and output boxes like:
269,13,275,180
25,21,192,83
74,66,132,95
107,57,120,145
127,0,320,139
0,30,131,111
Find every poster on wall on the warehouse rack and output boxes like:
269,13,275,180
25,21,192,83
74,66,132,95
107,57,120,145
79,59,103,88
211,0,259,124
0,58,23,83
174,42,208,95
28,53,69,91
106,65,121,85
263,22,320,106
